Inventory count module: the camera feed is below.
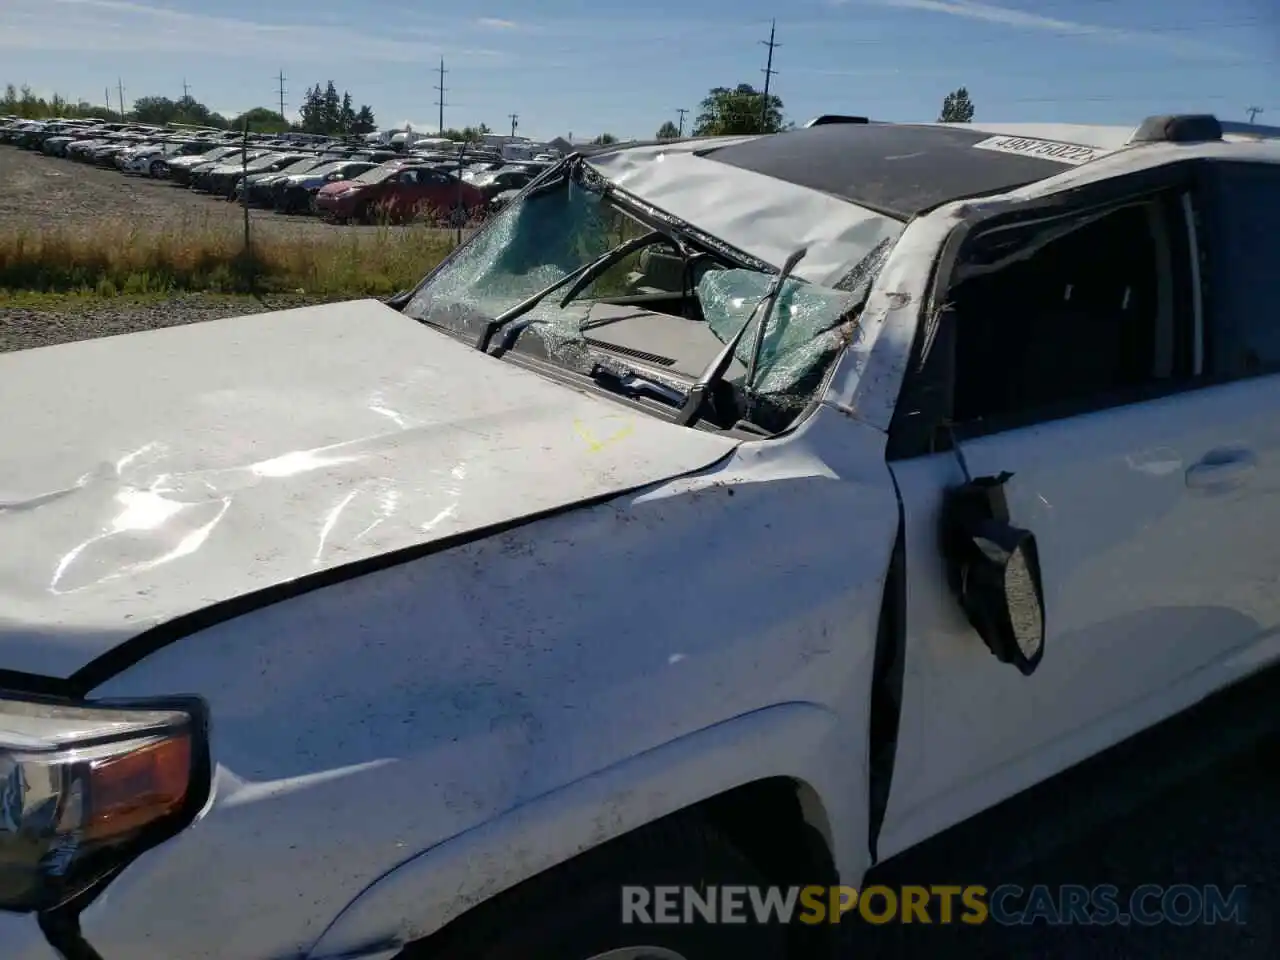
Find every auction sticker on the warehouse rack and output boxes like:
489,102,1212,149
972,135,1111,165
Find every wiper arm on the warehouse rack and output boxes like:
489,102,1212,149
674,247,807,429
474,264,587,353
485,230,666,357
556,231,670,309
589,362,686,407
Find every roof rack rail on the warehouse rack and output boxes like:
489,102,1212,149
1130,114,1222,144
804,115,870,128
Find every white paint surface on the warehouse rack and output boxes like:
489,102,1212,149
0,300,734,677
4,127,1279,960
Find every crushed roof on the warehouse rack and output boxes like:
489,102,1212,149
699,122,1110,219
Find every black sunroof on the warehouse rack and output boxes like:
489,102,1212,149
701,123,1082,220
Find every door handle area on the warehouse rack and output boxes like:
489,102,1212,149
1185,449,1257,490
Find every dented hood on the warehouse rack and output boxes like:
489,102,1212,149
0,300,736,679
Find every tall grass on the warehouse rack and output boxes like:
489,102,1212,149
0,215,457,296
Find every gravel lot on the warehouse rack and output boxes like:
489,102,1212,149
0,294,342,352
1,143,1276,958
0,144,464,238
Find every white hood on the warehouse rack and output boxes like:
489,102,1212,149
0,300,736,679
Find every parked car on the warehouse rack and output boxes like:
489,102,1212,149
487,186,523,213
466,165,539,202
233,156,328,205
193,151,302,198
41,133,81,157
7,120,47,148
3,114,1280,960
175,148,263,188
272,159,377,213
85,139,134,166
121,140,210,177
314,163,484,223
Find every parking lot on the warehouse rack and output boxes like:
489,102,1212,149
0,144,464,238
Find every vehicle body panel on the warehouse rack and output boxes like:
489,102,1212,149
0,914,61,960
0,300,738,679
310,704,843,959
882,377,1280,857
76,404,900,960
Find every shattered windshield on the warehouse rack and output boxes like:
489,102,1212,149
402,161,898,432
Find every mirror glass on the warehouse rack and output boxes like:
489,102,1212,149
1003,542,1043,659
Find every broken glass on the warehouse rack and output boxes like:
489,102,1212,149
697,269,857,399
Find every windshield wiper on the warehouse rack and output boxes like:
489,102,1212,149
674,247,807,429
483,230,666,357
556,232,674,309
588,361,686,407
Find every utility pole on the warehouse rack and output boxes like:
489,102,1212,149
116,78,126,122
759,19,780,132
182,78,190,99
105,87,113,121
676,107,688,136
434,58,447,134
509,113,519,137
1246,106,1263,124
277,71,287,122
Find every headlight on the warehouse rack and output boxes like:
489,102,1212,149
0,694,207,913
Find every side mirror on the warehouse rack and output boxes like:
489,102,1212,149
940,472,1046,675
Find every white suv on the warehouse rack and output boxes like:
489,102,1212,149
2,113,1278,960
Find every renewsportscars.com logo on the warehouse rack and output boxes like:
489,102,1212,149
621,884,1249,927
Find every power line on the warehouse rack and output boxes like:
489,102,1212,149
676,107,688,135
759,18,779,131
434,58,447,134
1246,106,1264,124
509,112,519,137
277,70,287,121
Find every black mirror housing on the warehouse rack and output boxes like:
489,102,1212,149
941,472,1046,675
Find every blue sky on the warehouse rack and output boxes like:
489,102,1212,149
3,0,1276,139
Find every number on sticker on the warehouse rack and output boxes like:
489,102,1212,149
972,135,1109,166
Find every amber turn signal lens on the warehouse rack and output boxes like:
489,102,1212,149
85,734,193,842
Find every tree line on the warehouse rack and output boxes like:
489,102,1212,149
1,81,378,136
649,85,975,140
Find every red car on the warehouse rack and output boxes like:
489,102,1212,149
313,164,484,224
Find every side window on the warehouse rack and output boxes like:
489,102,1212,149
1204,162,1280,379
947,194,1193,432
399,170,419,184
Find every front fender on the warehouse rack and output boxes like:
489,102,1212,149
306,702,851,960
75,405,896,960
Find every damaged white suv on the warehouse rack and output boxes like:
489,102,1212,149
3,114,1279,960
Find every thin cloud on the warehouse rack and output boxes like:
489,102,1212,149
3,0,509,63
831,0,1238,58
476,18,519,30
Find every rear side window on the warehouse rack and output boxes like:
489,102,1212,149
1204,162,1280,379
